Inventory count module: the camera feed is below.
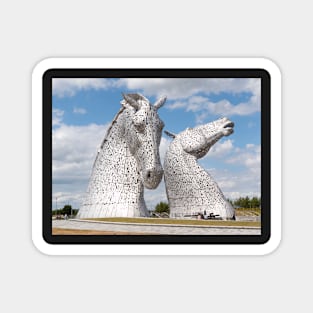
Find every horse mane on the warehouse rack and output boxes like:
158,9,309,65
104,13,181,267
164,130,176,139
92,93,147,169
91,107,125,169
100,93,149,149
100,107,125,149
125,93,149,102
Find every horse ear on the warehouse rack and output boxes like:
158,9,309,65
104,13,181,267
122,93,139,110
164,130,176,139
154,96,167,110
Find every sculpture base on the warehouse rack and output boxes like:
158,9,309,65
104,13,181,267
169,205,235,221
77,204,149,219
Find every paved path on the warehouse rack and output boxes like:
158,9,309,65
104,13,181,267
53,219,261,235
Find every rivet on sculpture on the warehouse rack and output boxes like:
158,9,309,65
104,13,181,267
164,117,235,220
77,93,166,218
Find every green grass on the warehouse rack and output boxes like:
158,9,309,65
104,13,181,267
83,217,260,228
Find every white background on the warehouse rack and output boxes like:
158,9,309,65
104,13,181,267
0,1,311,312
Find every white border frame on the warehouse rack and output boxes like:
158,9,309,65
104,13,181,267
32,57,281,255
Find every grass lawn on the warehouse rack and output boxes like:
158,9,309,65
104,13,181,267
82,217,260,228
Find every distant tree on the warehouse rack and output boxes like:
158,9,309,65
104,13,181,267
52,205,75,215
154,201,170,214
72,209,79,216
250,196,260,208
234,197,244,208
61,205,72,215
234,196,261,208
52,205,79,217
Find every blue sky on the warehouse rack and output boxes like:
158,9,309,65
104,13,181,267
52,78,261,210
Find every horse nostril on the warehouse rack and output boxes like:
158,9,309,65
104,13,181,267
145,168,163,182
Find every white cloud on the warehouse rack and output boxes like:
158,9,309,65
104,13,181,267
53,123,108,175
116,78,261,119
246,143,255,149
206,139,234,158
52,191,86,211
226,144,261,171
169,94,259,119
118,78,260,101
199,142,261,200
52,78,260,120
52,78,114,98
52,123,109,208
52,108,64,126
205,168,261,200
225,144,261,189
159,136,171,163
73,107,87,114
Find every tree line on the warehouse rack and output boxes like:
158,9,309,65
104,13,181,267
153,196,261,213
52,205,78,216
228,196,261,208
53,196,261,217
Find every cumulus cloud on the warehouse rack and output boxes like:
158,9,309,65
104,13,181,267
205,168,261,200
73,107,87,114
226,143,261,174
199,142,261,200
116,78,260,121
52,108,64,126
52,78,260,116
53,77,238,100
52,78,115,98
52,123,109,207
225,144,261,198
205,139,234,158
53,123,108,178
52,190,86,210
118,78,260,101
52,78,260,122
169,94,259,121
159,136,171,162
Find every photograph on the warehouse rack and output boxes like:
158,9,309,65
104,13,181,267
45,69,270,244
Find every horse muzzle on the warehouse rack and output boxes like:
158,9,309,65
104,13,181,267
143,167,164,189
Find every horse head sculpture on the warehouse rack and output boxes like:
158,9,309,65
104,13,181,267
167,117,234,160
121,93,166,189
164,117,235,220
78,93,166,218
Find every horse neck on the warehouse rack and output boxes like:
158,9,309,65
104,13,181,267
166,140,210,179
170,140,198,166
